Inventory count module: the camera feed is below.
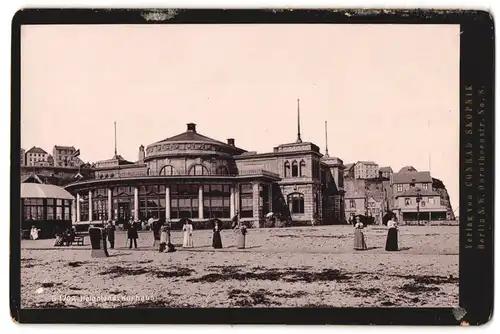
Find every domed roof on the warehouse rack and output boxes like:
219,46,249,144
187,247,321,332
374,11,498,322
21,183,74,200
145,123,246,160
154,123,229,146
398,166,418,173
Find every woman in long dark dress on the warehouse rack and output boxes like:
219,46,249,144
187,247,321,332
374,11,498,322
385,216,399,251
212,220,223,249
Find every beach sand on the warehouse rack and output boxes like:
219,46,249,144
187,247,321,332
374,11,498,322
21,225,458,308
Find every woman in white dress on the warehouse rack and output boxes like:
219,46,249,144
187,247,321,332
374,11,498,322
182,220,194,248
30,226,40,240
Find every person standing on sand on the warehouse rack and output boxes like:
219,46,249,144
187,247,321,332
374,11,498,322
106,221,116,249
212,220,223,249
159,223,170,252
385,214,399,251
182,220,194,248
353,216,368,250
127,219,138,249
152,218,162,247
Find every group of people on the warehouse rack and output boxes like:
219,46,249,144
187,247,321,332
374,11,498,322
53,227,77,246
353,214,400,251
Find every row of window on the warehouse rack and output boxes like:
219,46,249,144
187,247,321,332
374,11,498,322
284,160,306,178
396,183,429,192
22,198,72,221
404,197,435,206
156,164,230,176
79,184,308,219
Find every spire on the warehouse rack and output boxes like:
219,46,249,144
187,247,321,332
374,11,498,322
324,120,329,157
114,121,118,157
296,99,302,143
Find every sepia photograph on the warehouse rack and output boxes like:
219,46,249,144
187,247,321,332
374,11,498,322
18,19,463,312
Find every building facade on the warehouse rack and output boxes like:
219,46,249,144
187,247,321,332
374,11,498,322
353,161,379,179
392,167,447,221
379,166,393,179
20,148,25,166
64,123,346,227
53,145,80,167
25,146,49,167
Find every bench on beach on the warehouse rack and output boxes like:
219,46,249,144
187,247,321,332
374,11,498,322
70,234,85,246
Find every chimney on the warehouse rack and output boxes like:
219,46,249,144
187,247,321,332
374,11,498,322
227,138,235,146
187,123,197,132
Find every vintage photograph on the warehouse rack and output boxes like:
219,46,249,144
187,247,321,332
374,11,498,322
19,23,460,309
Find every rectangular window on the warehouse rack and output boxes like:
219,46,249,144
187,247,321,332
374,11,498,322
404,198,411,206
240,183,253,218
429,197,435,204
397,184,403,192
349,199,356,208
423,183,428,190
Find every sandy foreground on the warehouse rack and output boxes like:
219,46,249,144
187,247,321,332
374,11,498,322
21,225,458,308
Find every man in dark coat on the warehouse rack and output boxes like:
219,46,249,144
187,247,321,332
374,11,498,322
106,221,116,249
127,219,138,249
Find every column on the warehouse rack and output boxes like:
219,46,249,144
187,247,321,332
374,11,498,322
134,187,139,222
235,184,240,213
198,185,204,219
252,182,261,228
267,184,273,213
165,186,171,220
76,193,81,222
88,190,93,222
107,188,112,221
230,185,235,217
71,199,76,223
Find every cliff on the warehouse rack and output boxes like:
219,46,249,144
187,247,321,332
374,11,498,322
432,177,456,220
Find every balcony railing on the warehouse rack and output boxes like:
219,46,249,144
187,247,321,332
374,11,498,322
90,168,280,180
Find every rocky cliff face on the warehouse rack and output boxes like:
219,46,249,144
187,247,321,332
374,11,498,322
432,177,456,220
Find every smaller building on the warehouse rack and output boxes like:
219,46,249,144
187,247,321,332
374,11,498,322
343,163,355,178
394,187,447,222
379,166,393,179
53,145,80,167
366,196,383,224
20,148,25,166
353,161,379,179
21,175,75,238
25,146,49,167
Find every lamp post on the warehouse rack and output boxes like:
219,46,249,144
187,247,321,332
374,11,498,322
416,190,423,225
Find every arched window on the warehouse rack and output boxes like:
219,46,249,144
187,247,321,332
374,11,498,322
292,161,299,177
299,160,306,177
216,165,229,175
287,192,304,214
188,164,210,176
284,161,291,178
159,165,175,176
146,168,151,176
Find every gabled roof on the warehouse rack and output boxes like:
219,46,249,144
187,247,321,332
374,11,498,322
344,163,354,170
392,171,432,184
54,145,76,150
26,146,47,154
395,187,440,198
379,166,393,173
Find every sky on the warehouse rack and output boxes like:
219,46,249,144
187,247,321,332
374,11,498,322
21,24,460,213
